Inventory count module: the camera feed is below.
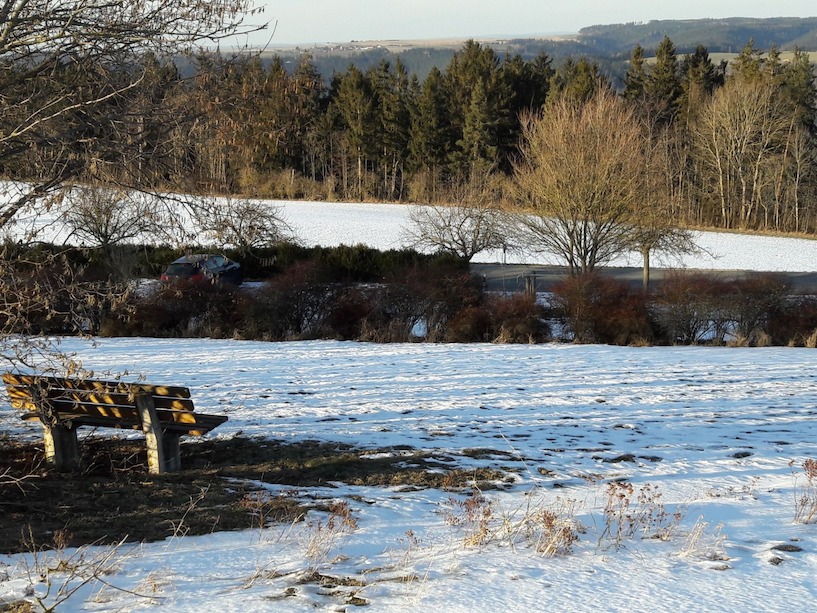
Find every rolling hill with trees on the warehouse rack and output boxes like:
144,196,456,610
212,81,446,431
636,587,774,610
268,17,817,82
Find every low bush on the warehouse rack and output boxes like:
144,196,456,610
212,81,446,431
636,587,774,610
103,280,243,338
654,273,791,345
767,295,817,346
550,274,653,345
652,273,725,344
445,293,549,343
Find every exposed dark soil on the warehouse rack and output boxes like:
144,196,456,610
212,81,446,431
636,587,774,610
0,435,508,554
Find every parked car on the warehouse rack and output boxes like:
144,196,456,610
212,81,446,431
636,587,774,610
160,254,243,285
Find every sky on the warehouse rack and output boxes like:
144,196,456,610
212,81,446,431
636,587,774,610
242,0,817,46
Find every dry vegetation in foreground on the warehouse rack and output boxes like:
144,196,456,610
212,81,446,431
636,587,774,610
0,436,509,555
3,435,815,611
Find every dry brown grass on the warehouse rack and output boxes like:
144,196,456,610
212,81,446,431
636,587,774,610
0,436,510,553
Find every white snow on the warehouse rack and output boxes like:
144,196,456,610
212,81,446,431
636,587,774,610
276,200,817,272
2,339,817,611
5,186,817,271
3,195,817,611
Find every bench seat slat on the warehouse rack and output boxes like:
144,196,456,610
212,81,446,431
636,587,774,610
20,409,226,436
2,373,191,398
7,389,195,412
14,401,204,425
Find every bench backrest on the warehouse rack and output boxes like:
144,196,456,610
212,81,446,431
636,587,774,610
3,373,192,411
1,373,225,436
3,373,191,406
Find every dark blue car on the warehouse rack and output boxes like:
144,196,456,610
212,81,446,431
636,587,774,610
160,254,243,285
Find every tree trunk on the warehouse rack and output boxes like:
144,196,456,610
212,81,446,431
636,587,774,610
642,245,651,290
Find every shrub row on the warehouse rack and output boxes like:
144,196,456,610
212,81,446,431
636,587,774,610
3,241,467,283
100,261,549,344
550,272,817,346
7,240,817,346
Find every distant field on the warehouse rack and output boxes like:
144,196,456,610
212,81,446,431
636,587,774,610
260,34,575,56
646,50,817,64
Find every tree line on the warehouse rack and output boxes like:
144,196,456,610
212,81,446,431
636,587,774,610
6,37,815,236
1,33,816,235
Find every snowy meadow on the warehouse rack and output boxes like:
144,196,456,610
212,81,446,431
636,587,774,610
2,199,817,611
3,339,817,611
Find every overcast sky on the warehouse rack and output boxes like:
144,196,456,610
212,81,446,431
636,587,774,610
241,1,816,46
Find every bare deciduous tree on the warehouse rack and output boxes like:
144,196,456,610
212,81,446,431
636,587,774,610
0,1,265,223
62,186,161,279
193,197,292,255
64,187,158,249
0,246,128,371
511,88,643,276
0,0,263,368
692,75,791,229
631,126,699,288
403,175,507,260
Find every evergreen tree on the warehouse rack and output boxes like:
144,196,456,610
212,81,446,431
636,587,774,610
444,41,510,177
332,66,377,199
291,55,326,179
678,45,723,119
455,78,499,175
780,48,817,132
371,59,412,199
408,67,453,197
623,44,647,101
499,52,552,168
546,58,606,105
732,40,764,81
645,36,682,124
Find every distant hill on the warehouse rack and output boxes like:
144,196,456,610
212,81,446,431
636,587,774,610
578,17,817,54
264,17,817,82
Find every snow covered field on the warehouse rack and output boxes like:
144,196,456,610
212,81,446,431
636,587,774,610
277,200,817,272
6,187,817,271
3,193,817,610
2,338,817,611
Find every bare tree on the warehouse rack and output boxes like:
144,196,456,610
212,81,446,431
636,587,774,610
631,126,699,289
511,88,643,276
193,197,292,255
62,186,161,279
0,0,264,369
403,175,507,260
0,245,127,371
0,0,264,227
692,75,790,230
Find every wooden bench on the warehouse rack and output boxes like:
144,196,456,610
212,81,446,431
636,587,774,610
2,373,227,474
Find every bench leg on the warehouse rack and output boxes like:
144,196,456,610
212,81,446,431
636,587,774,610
42,423,81,471
136,393,176,474
162,432,182,472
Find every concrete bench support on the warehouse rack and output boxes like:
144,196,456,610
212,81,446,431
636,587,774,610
42,422,81,471
136,393,181,474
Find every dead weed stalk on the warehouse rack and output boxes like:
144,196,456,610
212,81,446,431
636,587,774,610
303,501,359,562
441,487,583,556
792,458,817,524
598,482,684,549
20,530,157,612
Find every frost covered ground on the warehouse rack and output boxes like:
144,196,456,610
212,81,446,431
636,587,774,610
3,196,817,611
2,339,817,611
